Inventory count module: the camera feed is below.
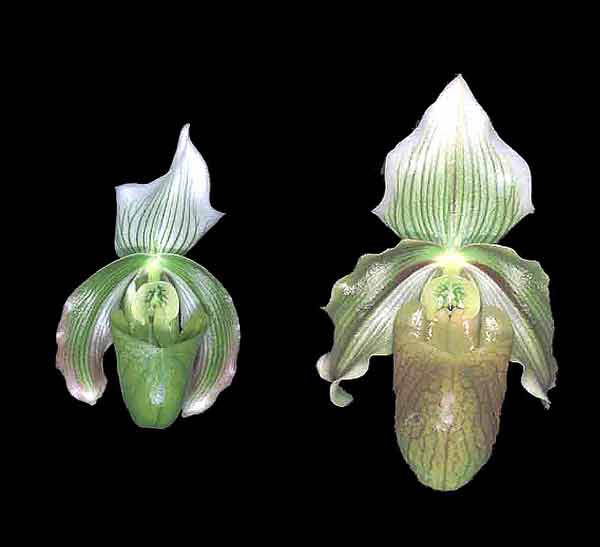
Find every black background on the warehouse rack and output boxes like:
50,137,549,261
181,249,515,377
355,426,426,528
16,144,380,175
30,39,581,528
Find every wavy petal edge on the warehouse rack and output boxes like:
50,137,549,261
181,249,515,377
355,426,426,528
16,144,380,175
317,240,443,405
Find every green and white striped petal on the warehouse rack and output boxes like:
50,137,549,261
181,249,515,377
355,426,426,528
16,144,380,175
115,124,224,257
160,254,240,416
56,254,151,404
317,240,443,406
462,244,556,406
373,75,533,247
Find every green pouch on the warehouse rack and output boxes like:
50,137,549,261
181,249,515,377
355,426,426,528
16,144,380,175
111,300,208,429
393,300,513,491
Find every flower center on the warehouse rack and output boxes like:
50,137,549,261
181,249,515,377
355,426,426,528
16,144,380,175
421,274,480,321
131,281,179,325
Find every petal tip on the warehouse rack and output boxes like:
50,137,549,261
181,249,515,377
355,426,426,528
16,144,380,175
330,381,353,407
371,205,384,221
115,124,222,256
440,74,475,99
172,123,194,164
430,74,486,131
181,356,237,417
63,378,105,406
378,75,532,244
179,122,191,139
316,353,333,381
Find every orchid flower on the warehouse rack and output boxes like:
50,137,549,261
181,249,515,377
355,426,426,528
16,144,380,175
317,76,557,490
56,125,240,429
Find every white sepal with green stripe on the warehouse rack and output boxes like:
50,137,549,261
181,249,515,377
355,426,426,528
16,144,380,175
373,75,533,247
115,124,224,257
56,254,151,404
462,244,556,406
317,240,443,406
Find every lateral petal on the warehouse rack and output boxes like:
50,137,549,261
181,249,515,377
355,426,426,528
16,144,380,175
161,255,240,416
463,244,557,406
317,240,442,406
56,254,150,404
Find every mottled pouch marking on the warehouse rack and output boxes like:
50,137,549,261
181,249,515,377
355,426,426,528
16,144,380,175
393,301,513,491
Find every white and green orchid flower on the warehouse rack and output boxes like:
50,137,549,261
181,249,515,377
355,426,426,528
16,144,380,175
317,76,556,491
56,125,240,429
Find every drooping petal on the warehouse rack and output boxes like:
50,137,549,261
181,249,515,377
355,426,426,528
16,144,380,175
373,75,533,247
115,124,224,257
317,240,443,406
462,244,557,406
161,254,240,416
56,254,151,404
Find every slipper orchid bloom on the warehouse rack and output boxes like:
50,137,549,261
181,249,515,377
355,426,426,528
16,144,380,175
56,125,240,429
317,76,556,490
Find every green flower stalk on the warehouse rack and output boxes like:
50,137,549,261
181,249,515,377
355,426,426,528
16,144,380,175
56,125,240,428
317,76,557,490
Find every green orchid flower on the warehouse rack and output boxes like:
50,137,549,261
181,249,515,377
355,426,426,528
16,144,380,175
56,125,240,429
317,76,556,491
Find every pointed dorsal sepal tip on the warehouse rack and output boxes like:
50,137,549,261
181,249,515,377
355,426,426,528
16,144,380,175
171,123,194,166
441,74,474,97
373,75,534,246
427,74,490,138
179,122,191,143
114,122,224,257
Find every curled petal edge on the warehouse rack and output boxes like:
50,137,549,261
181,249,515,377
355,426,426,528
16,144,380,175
56,254,150,404
316,240,442,406
160,254,241,417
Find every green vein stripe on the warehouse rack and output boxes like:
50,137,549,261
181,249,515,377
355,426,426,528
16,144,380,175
319,240,442,404
421,124,436,242
462,244,557,404
56,254,149,402
162,255,240,416
383,123,528,246
114,140,222,259
376,81,531,247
